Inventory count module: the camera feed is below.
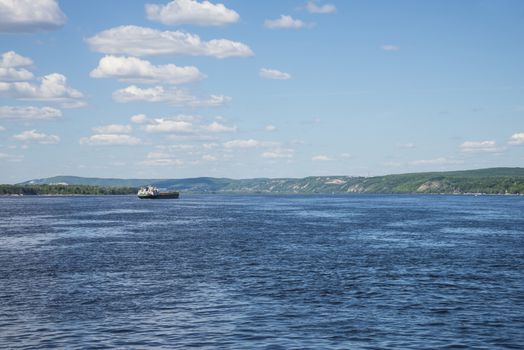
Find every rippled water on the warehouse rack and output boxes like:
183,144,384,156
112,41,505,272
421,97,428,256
1,195,523,349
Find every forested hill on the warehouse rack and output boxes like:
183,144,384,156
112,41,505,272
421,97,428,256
17,167,524,195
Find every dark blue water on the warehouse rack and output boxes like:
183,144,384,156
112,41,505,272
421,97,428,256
0,195,523,349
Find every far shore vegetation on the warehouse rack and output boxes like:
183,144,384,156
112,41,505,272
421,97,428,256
0,184,137,196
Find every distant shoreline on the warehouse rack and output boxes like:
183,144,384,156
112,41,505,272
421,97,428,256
3,168,524,195
1,192,523,197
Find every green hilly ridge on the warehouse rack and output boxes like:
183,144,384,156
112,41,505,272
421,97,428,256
16,167,524,194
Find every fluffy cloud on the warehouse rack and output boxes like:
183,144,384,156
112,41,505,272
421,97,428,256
0,51,34,81
223,139,261,149
131,114,148,124
79,134,142,146
411,157,463,166
0,51,33,68
0,106,62,121
0,73,84,107
0,67,34,81
382,45,401,51
13,129,59,144
0,0,66,33
112,85,230,107
92,124,132,134
204,121,236,133
144,119,193,133
312,155,332,161
140,116,235,135
259,68,291,80
265,15,306,29
0,52,84,108
262,148,294,159
306,1,336,14
460,140,501,153
86,25,253,59
146,0,239,26
90,55,205,85
509,132,524,145
265,124,277,132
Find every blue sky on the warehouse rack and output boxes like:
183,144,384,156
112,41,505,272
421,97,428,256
0,0,523,183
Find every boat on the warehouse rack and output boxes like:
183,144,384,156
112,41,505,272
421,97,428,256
137,186,179,199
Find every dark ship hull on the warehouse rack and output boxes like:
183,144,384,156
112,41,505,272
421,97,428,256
137,192,179,199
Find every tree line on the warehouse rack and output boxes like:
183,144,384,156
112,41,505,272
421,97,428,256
0,184,138,195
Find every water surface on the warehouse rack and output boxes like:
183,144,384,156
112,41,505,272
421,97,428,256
0,195,523,349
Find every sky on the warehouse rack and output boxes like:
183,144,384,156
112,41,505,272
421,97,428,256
0,0,523,183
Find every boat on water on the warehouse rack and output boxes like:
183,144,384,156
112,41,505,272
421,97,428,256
137,186,179,199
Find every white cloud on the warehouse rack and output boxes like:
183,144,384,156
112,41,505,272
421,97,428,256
262,148,294,159
204,121,236,133
0,0,66,33
0,67,34,81
92,124,132,134
0,51,34,81
411,157,463,166
0,106,62,121
0,51,33,68
79,134,142,146
382,45,401,51
460,140,501,153
131,114,148,124
508,132,524,145
306,1,336,14
203,142,219,149
0,125,5,131
90,55,204,85
340,153,352,158
202,154,217,161
13,129,59,144
141,151,184,166
193,94,230,107
259,68,291,80
132,114,235,136
312,154,332,161
146,151,171,159
86,25,253,59
60,100,86,109
264,15,306,29
146,0,239,26
265,124,277,132
163,144,195,150
223,139,261,149
141,158,184,166
112,85,230,107
0,73,84,107
0,52,84,108
144,118,193,133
